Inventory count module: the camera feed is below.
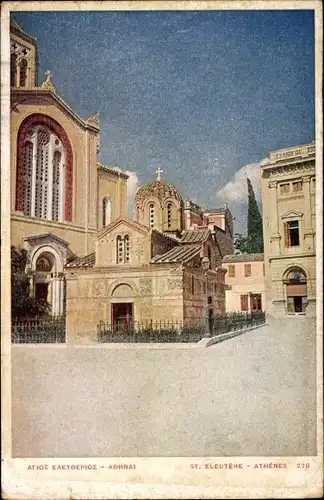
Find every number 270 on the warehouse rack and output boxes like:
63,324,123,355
297,463,310,468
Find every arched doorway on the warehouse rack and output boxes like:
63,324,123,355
284,267,307,314
111,283,134,329
32,248,65,316
34,252,54,307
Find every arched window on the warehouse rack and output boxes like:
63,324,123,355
19,58,28,87
116,235,123,264
10,53,17,87
16,114,73,222
102,197,112,227
124,235,130,263
20,125,65,221
149,203,155,229
285,267,307,283
167,202,172,228
116,235,130,264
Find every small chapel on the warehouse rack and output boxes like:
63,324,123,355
10,19,234,342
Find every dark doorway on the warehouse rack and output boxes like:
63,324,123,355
112,303,133,329
35,283,48,302
251,293,262,312
287,295,307,314
294,296,303,313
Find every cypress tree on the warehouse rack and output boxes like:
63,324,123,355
246,178,264,253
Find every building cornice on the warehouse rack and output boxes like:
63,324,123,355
65,263,183,274
11,213,97,234
97,163,129,180
268,252,316,261
261,159,315,178
11,21,37,46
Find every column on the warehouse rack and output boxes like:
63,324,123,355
51,273,61,316
51,274,56,315
58,276,64,316
302,176,315,252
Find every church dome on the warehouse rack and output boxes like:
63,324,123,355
134,170,183,206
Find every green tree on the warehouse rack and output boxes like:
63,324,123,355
233,179,264,254
234,233,250,254
246,178,264,253
11,246,49,319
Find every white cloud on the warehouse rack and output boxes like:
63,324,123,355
125,171,139,216
216,159,268,203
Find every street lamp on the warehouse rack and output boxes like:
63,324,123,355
201,257,211,337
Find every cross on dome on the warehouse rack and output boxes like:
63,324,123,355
155,167,163,181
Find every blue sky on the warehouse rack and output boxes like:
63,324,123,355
12,9,315,232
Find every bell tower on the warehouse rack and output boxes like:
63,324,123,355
10,18,39,89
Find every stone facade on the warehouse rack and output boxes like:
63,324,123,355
223,254,265,313
65,218,226,342
260,142,316,318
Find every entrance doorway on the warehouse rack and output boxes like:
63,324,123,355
35,282,49,302
285,267,307,315
112,303,133,329
287,296,307,314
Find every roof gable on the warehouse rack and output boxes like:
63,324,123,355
98,217,150,239
11,89,99,133
281,210,303,219
24,232,69,248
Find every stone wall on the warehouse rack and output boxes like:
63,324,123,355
65,265,185,342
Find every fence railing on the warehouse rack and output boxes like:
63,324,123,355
97,312,266,343
12,315,66,344
97,319,205,343
208,311,265,337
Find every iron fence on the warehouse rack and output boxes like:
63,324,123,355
209,311,265,337
97,319,205,343
97,311,265,343
12,315,66,343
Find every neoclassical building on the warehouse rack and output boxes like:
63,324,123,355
10,19,128,315
260,142,316,318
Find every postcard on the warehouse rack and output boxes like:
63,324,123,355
1,1,323,498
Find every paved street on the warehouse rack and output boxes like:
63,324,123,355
11,318,317,457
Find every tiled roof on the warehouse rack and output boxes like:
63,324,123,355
134,179,183,204
151,244,201,264
66,252,95,268
222,253,264,263
180,229,210,244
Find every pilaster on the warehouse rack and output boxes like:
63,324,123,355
302,176,315,252
268,180,281,255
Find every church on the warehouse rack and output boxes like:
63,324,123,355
10,19,128,316
10,19,234,341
